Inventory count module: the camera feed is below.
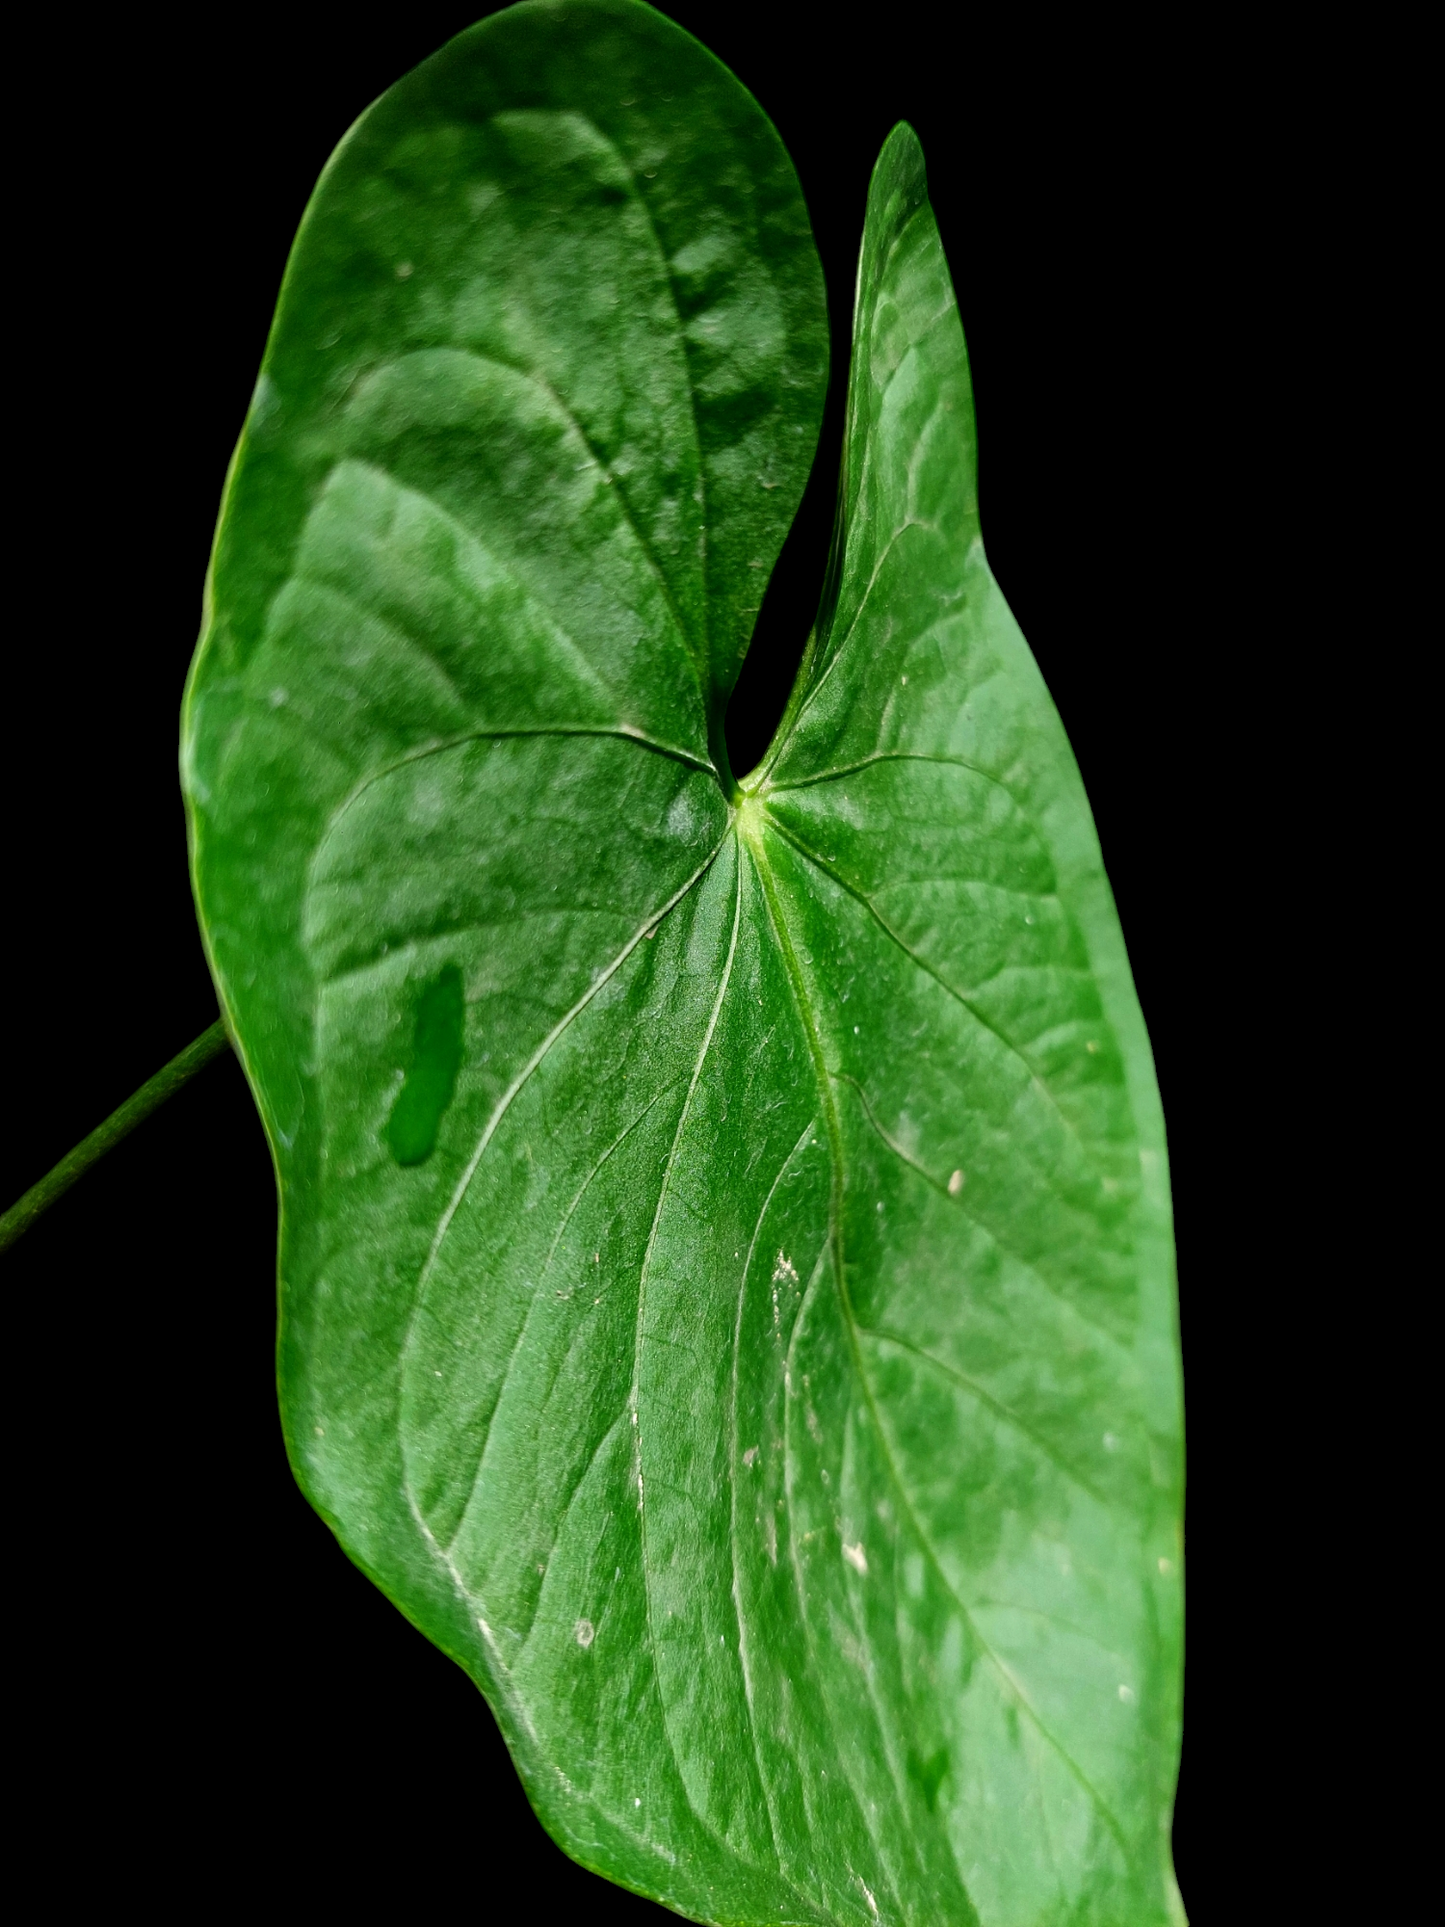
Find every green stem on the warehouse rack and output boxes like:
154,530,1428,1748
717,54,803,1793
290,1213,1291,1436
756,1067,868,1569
0,1019,233,1253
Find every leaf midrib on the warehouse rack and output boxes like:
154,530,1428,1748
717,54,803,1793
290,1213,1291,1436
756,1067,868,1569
742,817,1133,1870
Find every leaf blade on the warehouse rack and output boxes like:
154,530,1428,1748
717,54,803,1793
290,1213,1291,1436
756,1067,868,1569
186,18,1182,1924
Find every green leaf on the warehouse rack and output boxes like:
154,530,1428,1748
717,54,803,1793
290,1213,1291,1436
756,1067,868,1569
183,5,1183,1922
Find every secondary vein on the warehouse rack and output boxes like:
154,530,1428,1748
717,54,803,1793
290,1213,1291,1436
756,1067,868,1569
744,818,1131,1867
762,806,1102,1176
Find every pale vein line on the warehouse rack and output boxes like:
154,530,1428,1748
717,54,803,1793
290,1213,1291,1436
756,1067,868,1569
540,1078,687,1289
397,838,730,1842
780,1244,908,1917
967,1595,1133,1658
313,457,627,711
764,808,1099,1172
748,825,1129,1874
412,836,726,1301
855,1325,1111,1507
318,904,655,992
834,1396,932,1890
784,516,924,735
469,1553,718,1901
762,201,977,781
508,117,711,684
746,828,919,1911
728,1116,818,1874
834,1070,1128,1356
831,205,953,603
321,721,713,852
773,214,936,749
765,749,1024,806
509,1407,633,1660
442,1078,685,1566
622,159,711,669
462,349,704,676
627,848,759,1871
289,567,478,716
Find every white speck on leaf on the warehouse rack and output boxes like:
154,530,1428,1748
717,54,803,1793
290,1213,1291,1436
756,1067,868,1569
574,1618,595,1648
843,1541,868,1576
743,1445,759,1468
948,1169,965,1195
1118,1683,1135,1703
1103,1432,1120,1452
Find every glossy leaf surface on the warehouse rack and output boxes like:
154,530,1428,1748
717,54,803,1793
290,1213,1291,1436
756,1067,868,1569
183,5,1183,1921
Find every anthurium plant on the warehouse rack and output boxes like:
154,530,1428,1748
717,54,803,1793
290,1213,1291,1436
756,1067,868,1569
4,4,1184,1920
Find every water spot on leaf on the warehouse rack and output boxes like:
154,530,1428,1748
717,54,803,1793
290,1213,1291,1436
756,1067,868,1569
386,964,464,1165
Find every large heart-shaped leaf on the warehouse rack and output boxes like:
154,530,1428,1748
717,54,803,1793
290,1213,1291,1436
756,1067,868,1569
183,4,1183,1921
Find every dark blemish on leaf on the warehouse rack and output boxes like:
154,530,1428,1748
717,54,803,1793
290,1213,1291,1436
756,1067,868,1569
907,1747,949,1813
386,963,465,1166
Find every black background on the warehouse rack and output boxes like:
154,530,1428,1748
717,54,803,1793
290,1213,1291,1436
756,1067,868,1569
5,2,1316,1914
